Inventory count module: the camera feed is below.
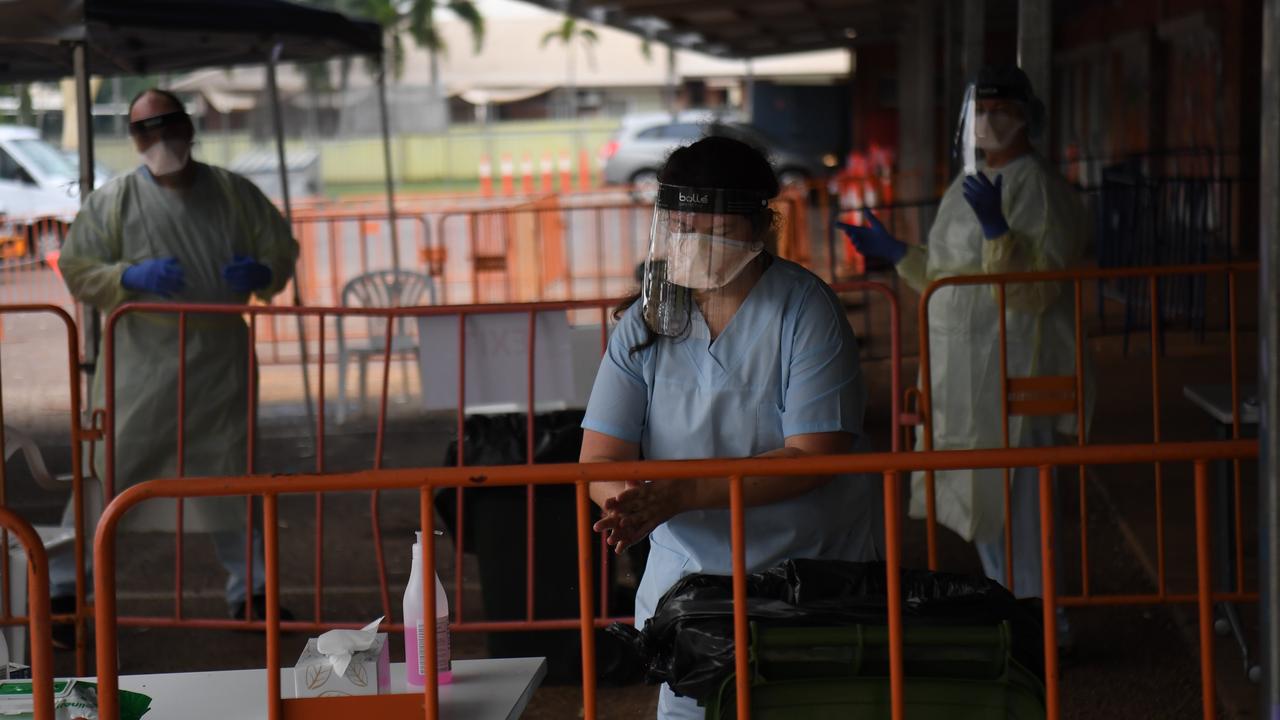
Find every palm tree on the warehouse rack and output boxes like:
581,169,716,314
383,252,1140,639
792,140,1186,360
405,0,484,100
540,15,599,120
306,0,483,111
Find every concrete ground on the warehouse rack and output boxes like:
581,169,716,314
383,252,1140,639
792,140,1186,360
0,264,1263,718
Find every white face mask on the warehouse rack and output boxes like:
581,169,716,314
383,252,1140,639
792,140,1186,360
140,139,191,177
974,110,1025,152
666,232,762,289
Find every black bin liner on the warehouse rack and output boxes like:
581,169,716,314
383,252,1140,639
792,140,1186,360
435,410,646,685
609,558,1044,702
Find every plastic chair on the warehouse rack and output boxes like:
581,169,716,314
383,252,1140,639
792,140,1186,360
2,425,98,662
336,270,437,424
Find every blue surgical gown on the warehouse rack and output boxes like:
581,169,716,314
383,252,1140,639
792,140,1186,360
583,257,883,718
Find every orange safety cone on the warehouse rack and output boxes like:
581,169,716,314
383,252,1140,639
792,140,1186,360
44,249,62,282
578,149,592,191
558,152,573,193
500,155,515,196
478,155,494,196
540,154,554,194
520,154,534,195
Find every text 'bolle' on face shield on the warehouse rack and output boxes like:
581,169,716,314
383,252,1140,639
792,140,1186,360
641,184,770,337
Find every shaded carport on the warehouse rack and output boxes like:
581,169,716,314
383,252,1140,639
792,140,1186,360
531,0,1280,715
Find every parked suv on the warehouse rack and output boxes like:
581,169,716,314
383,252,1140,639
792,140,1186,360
0,125,111,258
601,111,833,199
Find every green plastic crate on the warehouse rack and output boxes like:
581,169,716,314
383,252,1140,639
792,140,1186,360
703,622,1046,720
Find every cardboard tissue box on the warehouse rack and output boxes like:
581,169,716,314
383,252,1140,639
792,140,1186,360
294,617,390,697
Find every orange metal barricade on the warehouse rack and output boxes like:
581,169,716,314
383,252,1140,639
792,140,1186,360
435,200,650,304
434,197,815,305
0,507,55,720
96,282,900,640
251,211,445,367
288,210,442,309
914,262,1257,601
0,256,76,323
0,304,92,676
90,439,1257,720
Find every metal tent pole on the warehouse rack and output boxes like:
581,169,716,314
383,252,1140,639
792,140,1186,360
268,42,318,451
72,42,100,370
376,58,401,276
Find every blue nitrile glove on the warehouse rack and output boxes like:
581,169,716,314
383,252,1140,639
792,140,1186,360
222,255,273,293
121,257,185,297
962,173,1010,239
837,209,907,265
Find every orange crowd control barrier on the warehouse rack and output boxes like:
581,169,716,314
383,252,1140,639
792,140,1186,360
0,304,92,675
0,507,55,720
96,283,900,643
433,197,817,305
0,213,75,298
288,210,441,306
90,439,1258,720
915,262,1257,600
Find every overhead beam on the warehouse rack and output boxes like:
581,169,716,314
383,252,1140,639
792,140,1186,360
520,0,909,58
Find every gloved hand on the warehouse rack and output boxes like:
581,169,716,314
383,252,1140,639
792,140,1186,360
222,255,273,293
121,257,185,297
962,173,1010,239
837,209,907,264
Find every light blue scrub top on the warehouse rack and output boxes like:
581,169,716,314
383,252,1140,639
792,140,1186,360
583,257,883,628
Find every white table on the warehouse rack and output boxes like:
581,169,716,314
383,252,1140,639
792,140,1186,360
109,658,546,719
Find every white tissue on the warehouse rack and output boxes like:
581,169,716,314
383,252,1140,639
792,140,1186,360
316,616,383,677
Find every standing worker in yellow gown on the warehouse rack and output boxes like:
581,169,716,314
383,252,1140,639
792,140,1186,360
840,66,1093,626
58,88,299,627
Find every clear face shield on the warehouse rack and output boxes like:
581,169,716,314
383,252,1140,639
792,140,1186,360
953,83,1030,175
641,184,770,337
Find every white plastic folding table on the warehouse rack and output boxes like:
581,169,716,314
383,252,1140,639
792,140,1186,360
102,657,546,719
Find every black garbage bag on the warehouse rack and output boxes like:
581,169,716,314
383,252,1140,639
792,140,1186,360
435,410,648,685
608,558,1043,702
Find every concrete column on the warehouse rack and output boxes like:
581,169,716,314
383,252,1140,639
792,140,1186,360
962,0,986,81
899,0,938,213
1258,0,1280,712
1017,0,1052,144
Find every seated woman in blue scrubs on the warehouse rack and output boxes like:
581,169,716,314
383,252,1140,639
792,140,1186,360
580,136,883,719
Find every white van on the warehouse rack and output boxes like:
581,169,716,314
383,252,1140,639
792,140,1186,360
0,125,111,258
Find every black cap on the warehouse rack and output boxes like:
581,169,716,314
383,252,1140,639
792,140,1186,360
974,64,1036,104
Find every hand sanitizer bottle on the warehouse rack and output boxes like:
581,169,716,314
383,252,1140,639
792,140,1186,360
404,531,452,687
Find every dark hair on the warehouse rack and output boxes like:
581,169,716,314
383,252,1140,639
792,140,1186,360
616,134,780,354
128,88,187,117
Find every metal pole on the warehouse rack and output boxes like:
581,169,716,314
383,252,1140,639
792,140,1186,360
666,44,678,121
268,42,318,453
1258,0,1280,712
267,44,294,225
376,58,402,276
73,42,100,371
